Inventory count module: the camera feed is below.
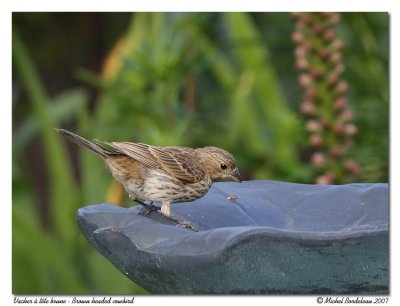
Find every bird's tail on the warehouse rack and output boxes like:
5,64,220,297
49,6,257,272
55,128,117,158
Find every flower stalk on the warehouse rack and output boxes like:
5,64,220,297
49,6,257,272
292,12,360,184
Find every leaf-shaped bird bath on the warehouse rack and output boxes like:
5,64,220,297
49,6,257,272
77,180,388,294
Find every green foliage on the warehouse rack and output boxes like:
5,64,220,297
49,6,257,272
340,13,388,182
223,13,301,177
12,12,388,294
12,29,147,294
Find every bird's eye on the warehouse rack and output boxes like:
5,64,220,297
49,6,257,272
220,163,227,170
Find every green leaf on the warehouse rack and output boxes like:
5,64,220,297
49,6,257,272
12,205,84,294
223,13,301,173
13,30,79,245
13,88,88,153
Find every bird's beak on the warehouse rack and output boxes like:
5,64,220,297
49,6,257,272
232,168,242,183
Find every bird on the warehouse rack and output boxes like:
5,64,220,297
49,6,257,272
55,129,241,231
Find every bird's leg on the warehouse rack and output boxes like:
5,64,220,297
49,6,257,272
139,204,159,216
129,196,160,215
161,202,199,232
161,201,171,216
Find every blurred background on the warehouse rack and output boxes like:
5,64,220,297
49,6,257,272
12,12,388,294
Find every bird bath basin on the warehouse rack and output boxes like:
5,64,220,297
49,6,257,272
77,180,388,294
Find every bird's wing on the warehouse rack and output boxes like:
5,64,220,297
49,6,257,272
108,142,204,183
108,142,161,169
149,146,205,183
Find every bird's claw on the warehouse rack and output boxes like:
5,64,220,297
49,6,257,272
176,221,199,232
138,204,159,216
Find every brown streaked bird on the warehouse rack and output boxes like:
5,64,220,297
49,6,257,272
55,129,241,231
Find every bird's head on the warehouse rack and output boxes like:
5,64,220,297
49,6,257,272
196,146,241,183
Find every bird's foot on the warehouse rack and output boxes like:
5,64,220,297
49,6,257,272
134,199,160,215
167,214,198,232
176,220,199,232
139,205,157,216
